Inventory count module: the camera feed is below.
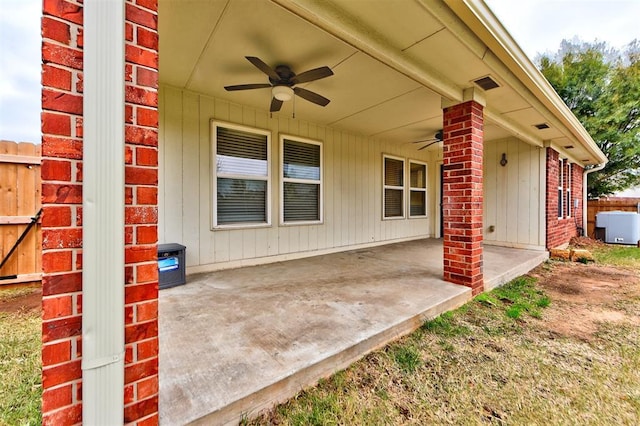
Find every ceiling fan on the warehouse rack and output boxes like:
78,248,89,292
412,129,443,150
224,56,334,113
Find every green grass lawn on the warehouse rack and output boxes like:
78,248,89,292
0,289,41,426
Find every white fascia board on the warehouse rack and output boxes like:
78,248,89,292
82,0,125,423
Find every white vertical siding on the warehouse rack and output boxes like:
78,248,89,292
159,86,435,271
483,137,545,249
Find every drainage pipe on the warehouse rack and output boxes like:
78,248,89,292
82,0,125,422
583,162,606,237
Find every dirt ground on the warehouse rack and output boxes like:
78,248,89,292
0,286,42,314
531,261,640,342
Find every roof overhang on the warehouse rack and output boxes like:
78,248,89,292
158,0,608,166
444,0,608,166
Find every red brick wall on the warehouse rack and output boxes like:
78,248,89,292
545,148,584,248
41,1,159,424
123,0,159,424
41,1,84,422
442,100,484,296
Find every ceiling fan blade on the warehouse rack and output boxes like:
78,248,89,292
417,140,441,150
411,138,438,144
291,66,334,84
224,83,272,91
294,87,330,107
246,56,280,80
270,97,283,112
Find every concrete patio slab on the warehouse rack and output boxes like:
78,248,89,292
159,239,547,425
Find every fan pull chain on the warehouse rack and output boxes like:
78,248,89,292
292,95,296,119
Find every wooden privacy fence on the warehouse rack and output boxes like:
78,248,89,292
587,197,640,238
0,141,42,285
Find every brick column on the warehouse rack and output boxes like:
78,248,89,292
442,100,484,295
41,0,159,424
123,0,160,423
41,1,85,422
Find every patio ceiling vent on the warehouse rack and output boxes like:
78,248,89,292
473,75,500,91
534,123,550,130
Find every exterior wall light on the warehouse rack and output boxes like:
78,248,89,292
500,152,508,167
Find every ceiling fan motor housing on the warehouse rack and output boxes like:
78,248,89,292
270,65,295,86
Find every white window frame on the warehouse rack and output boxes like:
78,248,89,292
566,162,572,218
383,154,405,220
408,160,428,218
279,134,323,225
211,120,271,229
558,158,564,219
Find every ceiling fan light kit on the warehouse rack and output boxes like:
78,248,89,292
224,56,333,113
272,85,294,101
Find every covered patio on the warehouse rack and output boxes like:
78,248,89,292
159,239,547,424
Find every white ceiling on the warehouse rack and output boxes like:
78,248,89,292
157,0,594,161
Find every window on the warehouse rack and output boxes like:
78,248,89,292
212,122,270,228
566,162,572,218
383,155,405,219
409,161,427,217
280,135,322,224
558,159,564,219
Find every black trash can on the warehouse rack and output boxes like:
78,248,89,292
158,243,186,289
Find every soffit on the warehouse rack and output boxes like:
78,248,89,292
157,0,593,158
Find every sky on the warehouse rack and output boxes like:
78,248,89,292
0,0,639,144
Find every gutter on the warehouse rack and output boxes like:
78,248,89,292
583,163,607,237
82,0,125,422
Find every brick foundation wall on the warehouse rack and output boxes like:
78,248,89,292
41,0,159,424
442,100,484,296
545,148,584,249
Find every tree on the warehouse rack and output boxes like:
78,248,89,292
538,40,640,198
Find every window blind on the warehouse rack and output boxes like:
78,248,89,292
385,188,403,217
214,125,269,225
385,158,403,186
282,139,321,222
217,178,267,224
283,182,319,221
384,157,404,218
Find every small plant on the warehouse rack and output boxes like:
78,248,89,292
505,305,523,319
536,296,551,308
422,312,470,337
287,393,341,426
490,276,550,320
392,345,421,373
475,293,499,306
